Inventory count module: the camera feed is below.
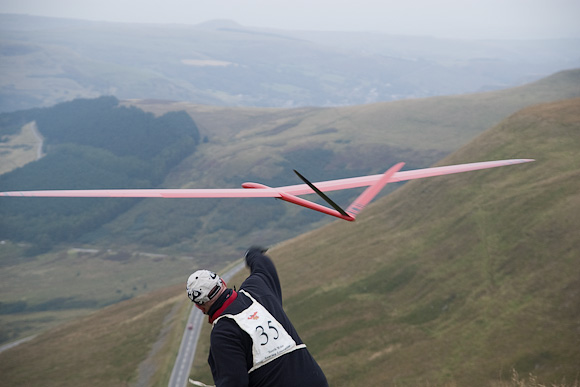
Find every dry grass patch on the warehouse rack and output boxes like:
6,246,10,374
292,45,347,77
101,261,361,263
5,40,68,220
0,121,43,175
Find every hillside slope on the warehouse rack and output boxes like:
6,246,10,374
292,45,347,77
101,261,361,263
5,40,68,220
192,98,580,385
106,69,580,258
0,284,188,387
1,99,577,387
1,70,579,354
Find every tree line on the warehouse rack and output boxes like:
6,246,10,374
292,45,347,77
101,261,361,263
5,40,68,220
0,96,200,254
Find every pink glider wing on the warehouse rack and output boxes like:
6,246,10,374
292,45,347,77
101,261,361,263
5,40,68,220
0,188,283,198
273,159,535,196
0,159,533,198
0,158,533,220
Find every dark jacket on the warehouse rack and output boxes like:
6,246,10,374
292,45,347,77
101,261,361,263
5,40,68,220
208,248,328,387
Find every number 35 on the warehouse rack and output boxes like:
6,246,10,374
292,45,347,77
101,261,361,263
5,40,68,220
255,321,279,346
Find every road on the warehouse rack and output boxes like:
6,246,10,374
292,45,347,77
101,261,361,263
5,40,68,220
0,335,36,354
168,260,246,387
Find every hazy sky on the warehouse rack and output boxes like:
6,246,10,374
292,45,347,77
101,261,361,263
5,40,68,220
2,0,580,39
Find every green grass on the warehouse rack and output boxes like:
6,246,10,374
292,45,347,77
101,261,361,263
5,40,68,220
2,76,580,386
188,98,580,386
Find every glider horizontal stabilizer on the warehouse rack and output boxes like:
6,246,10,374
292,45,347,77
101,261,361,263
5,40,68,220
242,176,355,221
293,170,351,218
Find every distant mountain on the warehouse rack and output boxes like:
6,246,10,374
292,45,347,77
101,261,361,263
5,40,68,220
1,13,579,112
193,97,580,385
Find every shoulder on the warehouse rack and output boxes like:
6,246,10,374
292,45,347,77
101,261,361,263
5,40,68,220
211,315,246,348
212,315,239,335
211,307,253,353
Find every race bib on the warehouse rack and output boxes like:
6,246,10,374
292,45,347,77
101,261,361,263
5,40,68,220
213,290,306,372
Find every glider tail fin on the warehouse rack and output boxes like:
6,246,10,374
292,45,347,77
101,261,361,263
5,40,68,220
345,162,405,219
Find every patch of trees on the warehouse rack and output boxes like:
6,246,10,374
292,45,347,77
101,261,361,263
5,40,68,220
0,96,200,253
35,96,200,159
0,107,42,138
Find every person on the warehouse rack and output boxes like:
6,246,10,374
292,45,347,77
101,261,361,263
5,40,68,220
186,247,329,387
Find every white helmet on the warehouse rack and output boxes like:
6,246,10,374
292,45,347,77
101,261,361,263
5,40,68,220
186,270,224,305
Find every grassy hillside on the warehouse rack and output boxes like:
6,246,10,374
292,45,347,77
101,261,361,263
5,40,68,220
1,99,577,387
0,284,188,387
0,244,211,345
105,69,580,258
129,69,580,152
191,98,580,385
1,70,579,352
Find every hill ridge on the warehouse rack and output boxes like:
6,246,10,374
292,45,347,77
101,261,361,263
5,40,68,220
2,13,578,112
1,97,578,386
188,97,580,385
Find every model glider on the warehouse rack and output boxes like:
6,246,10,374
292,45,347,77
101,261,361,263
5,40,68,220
0,159,533,222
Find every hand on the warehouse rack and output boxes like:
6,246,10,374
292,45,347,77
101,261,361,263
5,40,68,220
245,246,268,258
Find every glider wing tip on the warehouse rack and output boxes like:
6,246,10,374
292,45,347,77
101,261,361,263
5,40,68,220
511,158,535,165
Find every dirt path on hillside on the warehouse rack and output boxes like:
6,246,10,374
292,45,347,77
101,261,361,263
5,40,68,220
29,122,45,160
0,121,44,175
